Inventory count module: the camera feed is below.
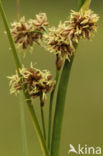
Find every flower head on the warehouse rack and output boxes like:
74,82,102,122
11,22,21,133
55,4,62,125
8,64,55,106
30,13,48,30
43,23,75,70
11,13,48,50
64,9,99,42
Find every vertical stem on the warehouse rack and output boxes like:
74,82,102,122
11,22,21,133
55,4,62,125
78,0,91,11
40,106,46,140
0,1,50,155
48,70,59,150
19,92,28,156
23,92,50,156
0,0,21,75
16,1,28,156
51,0,91,155
51,57,74,156
78,0,86,10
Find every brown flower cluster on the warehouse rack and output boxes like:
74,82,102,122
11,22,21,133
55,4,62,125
64,10,99,42
8,64,55,106
43,9,99,70
43,23,75,70
11,13,48,49
30,13,48,29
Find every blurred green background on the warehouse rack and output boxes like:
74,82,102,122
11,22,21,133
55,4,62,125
0,0,103,156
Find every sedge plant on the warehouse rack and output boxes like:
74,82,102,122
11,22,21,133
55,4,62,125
0,0,99,155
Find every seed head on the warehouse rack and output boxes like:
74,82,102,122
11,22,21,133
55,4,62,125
64,10,99,41
43,23,75,70
11,13,48,50
29,13,48,30
8,64,55,106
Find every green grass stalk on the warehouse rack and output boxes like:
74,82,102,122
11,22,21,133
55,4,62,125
0,1,21,75
0,1,50,155
51,57,74,156
24,92,50,156
19,92,28,156
78,0,91,11
78,0,86,10
16,1,28,155
40,106,46,140
48,70,59,150
51,0,91,156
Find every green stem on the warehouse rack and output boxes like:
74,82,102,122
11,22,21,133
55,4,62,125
0,0,21,75
0,1,50,155
51,57,74,156
40,106,46,140
51,0,91,155
78,0,91,11
19,53,28,156
78,0,86,10
23,92,50,156
19,93,28,156
48,70,59,150
17,2,28,155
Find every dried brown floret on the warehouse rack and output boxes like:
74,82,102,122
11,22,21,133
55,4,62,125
64,10,99,42
11,13,48,50
8,64,55,106
43,23,75,70
30,13,48,30
43,10,99,70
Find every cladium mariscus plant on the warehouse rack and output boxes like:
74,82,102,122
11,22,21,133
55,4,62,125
0,0,99,155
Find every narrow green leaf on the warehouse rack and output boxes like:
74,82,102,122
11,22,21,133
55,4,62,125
40,106,46,140
48,70,59,150
79,0,91,11
23,92,50,156
0,0,21,75
51,0,92,155
78,0,86,10
0,1,50,155
51,58,74,156
17,1,28,155
19,93,28,156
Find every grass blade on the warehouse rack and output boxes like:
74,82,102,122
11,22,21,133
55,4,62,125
40,106,46,140
0,1,50,155
23,92,50,156
16,1,28,155
0,1,21,74
78,0,91,10
48,70,59,150
78,0,86,10
51,0,92,155
19,93,28,156
51,58,74,156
